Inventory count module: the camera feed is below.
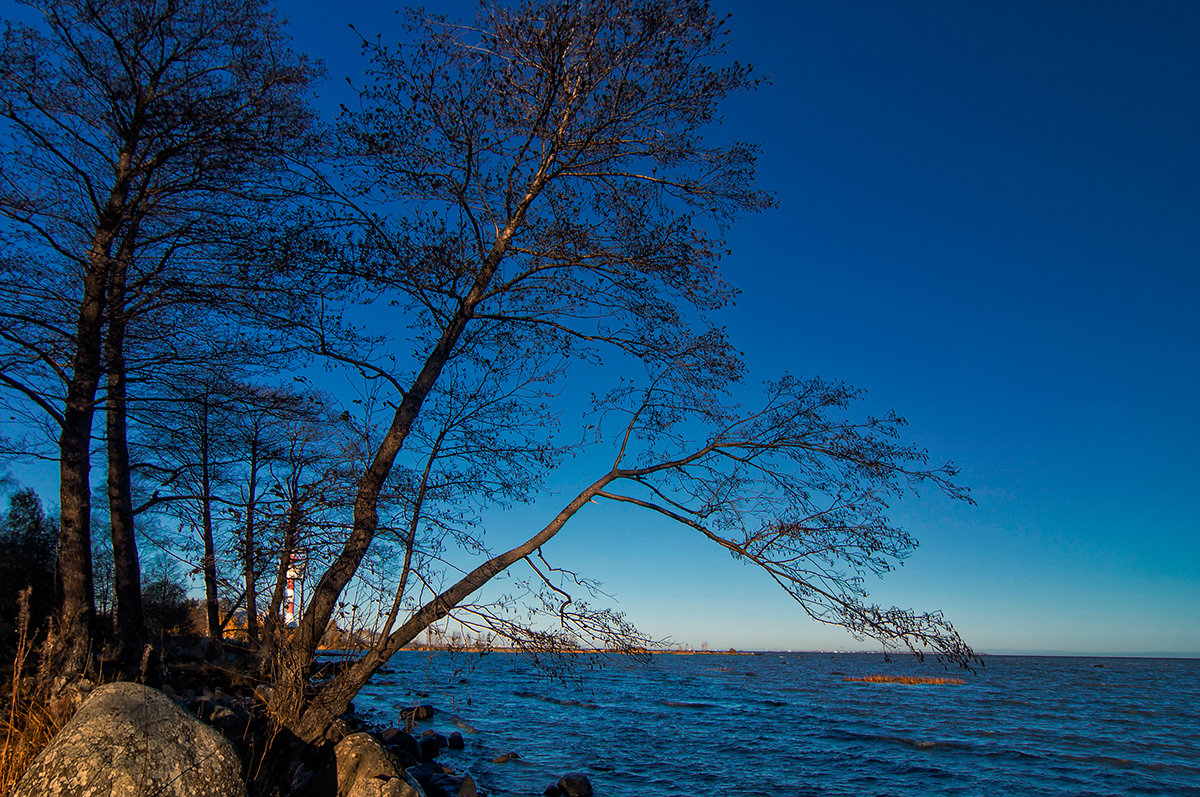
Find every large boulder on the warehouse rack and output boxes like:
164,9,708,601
13,681,244,797
305,732,423,797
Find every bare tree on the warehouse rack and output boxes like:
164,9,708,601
0,0,317,671
259,0,973,747
266,0,776,741
288,350,974,740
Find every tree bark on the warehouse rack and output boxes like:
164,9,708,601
105,233,146,669
53,159,134,675
198,397,223,657
262,501,299,655
285,173,552,694
242,427,261,645
290,469,614,742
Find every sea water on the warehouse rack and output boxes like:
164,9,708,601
348,651,1200,796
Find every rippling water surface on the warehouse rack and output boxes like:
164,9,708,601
349,652,1200,796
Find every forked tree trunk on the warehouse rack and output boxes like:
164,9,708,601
53,167,133,675
288,471,614,742
283,176,551,719
105,237,146,668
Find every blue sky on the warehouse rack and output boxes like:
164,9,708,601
277,0,1200,656
8,1,1195,657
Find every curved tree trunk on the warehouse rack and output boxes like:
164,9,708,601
289,470,614,742
283,177,550,709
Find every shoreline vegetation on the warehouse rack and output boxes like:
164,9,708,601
394,644,755,656
842,675,967,685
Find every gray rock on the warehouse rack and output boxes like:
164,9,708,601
307,731,422,797
326,717,352,743
380,727,420,764
13,681,244,797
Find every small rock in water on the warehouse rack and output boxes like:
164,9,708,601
554,772,592,797
381,726,421,762
401,704,436,722
448,731,465,750
492,751,522,764
380,726,410,746
428,772,478,797
557,772,593,797
417,734,442,761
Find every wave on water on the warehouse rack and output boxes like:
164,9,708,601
355,652,1200,797
449,715,479,734
658,699,715,709
512,690,600,709
822,728,976,754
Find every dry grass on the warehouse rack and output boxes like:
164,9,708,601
0,590,61,796
843,674,966,685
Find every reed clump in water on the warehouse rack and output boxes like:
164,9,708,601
843,675,966,685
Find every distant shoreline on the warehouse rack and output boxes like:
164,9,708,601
320,645,1200,660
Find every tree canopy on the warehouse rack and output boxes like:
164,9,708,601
0,0,974,753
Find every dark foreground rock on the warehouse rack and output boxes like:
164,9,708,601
400,704,436,724
13,681,244,797
406,763,477,797
305,731,423,797
544,772,593,797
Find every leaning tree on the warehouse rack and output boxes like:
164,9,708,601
258,0,973,746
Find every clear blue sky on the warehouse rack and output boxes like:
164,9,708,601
277,0,1200,657
9,1,1194,657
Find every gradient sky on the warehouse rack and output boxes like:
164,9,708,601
277,0,1200,657
8,1,1194,657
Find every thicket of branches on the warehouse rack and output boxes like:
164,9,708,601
0,0,974,752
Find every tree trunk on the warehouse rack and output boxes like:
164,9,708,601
260,500,299,664
243,429,261,645
198,399,223,657
201,497,222,657
106,234,146,669
289,470,613,742
286,183,548,692
52,164,134,675
56,380,98,676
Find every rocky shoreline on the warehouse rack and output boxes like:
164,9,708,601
11,643,594,797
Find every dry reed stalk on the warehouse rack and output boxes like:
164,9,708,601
0,589,61,796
